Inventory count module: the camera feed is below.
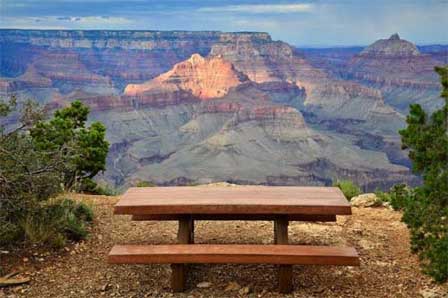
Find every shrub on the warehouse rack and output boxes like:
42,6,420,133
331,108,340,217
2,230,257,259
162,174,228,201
374,188,390,203
80,178,117,196
1,97,104,249
398,66,448,282
0,221,22,246
17,198,93,248
136,181,157,187
374,184,413,209
333,180,361,200
388,184,412,210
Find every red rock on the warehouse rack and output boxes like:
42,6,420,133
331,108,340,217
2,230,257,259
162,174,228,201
124,54,248,100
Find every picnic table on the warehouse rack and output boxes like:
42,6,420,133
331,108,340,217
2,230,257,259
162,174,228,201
108,186,359,293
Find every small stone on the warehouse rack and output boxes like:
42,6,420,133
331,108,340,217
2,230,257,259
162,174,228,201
101,284,111,292
224,281,241,291
23,258,29,262
239,286,251,295
375,261,389,267
196,281,212,288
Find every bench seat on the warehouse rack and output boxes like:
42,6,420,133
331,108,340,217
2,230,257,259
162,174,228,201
108,244,360,266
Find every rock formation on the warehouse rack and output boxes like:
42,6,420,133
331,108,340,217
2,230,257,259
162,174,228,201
124,54,248,100
348,34,442,113
1,29,442,190
357,33,420,57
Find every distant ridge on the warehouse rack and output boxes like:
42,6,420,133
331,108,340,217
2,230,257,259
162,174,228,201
358,33,420,57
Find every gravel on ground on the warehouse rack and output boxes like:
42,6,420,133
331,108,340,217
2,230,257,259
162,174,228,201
1,193,447,298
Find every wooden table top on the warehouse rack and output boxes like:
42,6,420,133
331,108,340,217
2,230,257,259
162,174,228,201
114,186,351,216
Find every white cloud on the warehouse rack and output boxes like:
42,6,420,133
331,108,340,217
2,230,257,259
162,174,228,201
73,16,132,26
198,3,313,14
0,16,134,29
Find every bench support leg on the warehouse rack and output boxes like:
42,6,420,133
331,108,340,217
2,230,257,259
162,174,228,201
275,217,293,293
171,217,194,292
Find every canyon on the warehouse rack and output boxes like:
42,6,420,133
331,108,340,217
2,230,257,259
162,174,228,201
1,30,446,190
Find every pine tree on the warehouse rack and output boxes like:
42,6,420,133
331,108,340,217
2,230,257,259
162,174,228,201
399,66,448,282
30,100,109,190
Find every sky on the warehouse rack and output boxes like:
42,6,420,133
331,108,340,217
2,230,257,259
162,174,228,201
1,0,447,47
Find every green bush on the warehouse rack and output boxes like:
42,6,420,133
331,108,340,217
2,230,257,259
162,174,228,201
0,221,22,246
80,178,117,196
398,66,448,282
333,180,361,200
374,188,390,203
136,181,157,187
374,184,413,209
400,189,448,282
17,198,93,248
1,98,103,249
388,184,412,210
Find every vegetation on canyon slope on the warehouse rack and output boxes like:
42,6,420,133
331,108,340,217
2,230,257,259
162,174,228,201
0,99,108,248
333,180,361,200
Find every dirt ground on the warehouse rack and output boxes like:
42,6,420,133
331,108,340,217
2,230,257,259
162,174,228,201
1,194,447,298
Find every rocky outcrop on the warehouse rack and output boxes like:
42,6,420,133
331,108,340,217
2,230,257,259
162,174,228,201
124,54,248,99
348,34,442,113
0,30,270,89
230,106,307,132
358,34,420,57
351,193,381,207
210,38,294,83
208,33,400,128
1,29,432,190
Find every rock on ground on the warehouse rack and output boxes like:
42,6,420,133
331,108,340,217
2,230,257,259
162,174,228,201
351,193,381,207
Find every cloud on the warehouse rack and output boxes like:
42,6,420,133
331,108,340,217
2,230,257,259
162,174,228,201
0,16,133,29
198,3,314,14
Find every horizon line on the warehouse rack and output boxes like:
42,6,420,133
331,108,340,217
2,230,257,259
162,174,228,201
1,28,447,48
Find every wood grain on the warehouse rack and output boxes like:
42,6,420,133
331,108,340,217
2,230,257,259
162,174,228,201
274,217,293,293
108,244,360,266
114,186,351,215
171,218,193,292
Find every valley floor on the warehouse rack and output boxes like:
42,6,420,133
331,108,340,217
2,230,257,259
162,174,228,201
1,194,447,298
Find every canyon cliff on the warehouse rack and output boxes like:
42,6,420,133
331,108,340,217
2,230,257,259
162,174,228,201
124,54,248,99
1,30,444,190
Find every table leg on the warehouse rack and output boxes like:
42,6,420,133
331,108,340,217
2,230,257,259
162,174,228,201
171,216,194,292
273,221,277,244
275,217,293,293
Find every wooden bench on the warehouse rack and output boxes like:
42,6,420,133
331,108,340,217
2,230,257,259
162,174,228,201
109,186,359,293
109,244,360,265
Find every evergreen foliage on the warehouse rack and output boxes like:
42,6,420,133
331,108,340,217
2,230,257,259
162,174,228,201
30,100,109,191
399,66,448,282
0,98,106,248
